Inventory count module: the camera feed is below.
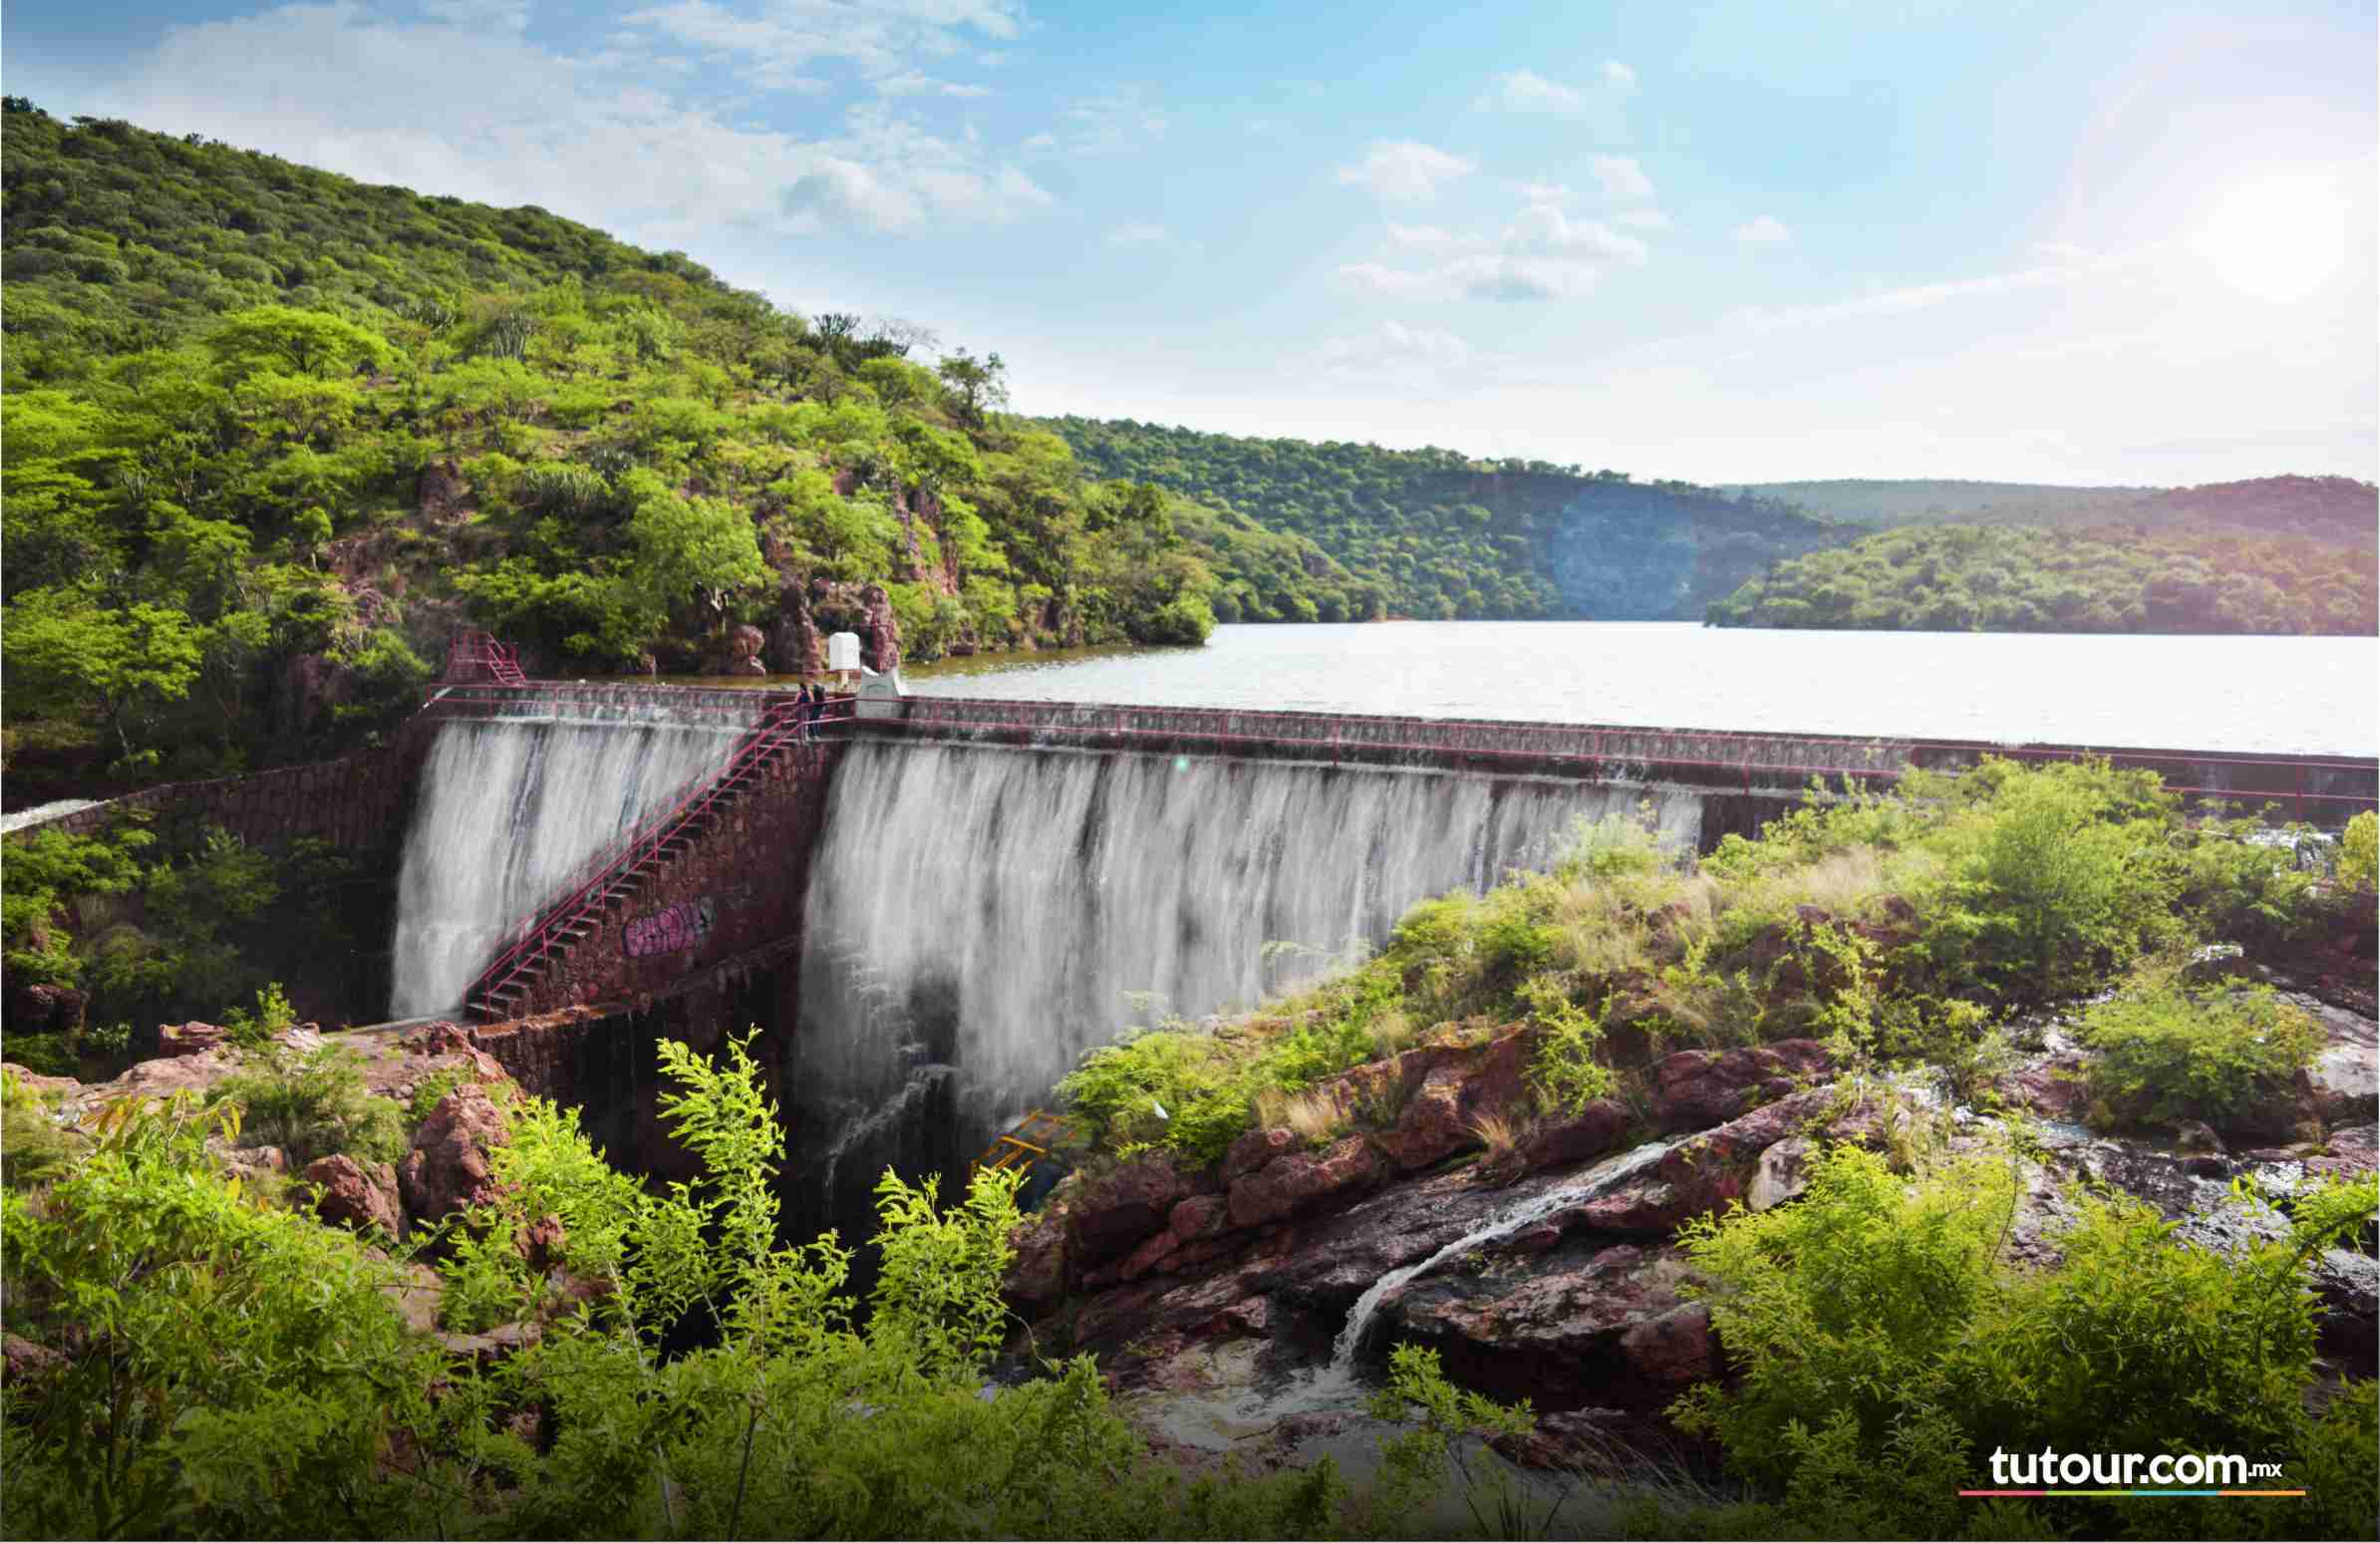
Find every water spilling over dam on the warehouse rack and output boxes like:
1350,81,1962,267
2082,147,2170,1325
786,738,1701,1229
390,697,762,1018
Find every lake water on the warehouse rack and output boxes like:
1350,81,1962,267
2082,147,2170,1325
873,623,2375,757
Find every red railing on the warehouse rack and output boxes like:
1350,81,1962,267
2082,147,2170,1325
458,696,856,1018
442,630,526,687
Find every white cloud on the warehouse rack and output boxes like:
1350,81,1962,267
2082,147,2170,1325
1040,88,1167,155
873,70,992,98
1603,59,1636,89
1509,179,1576,206
1104,220,1169,247
423,0,529,30
1336,140,1475,203
1504,202,1648,264
1733,214,1793,248
1336,253,1599,303
1387,222,1488,254
1729,250,2130,331
1317,320,1472,378
621,0,1025,92
1481,69,1584,114
77,4,1054,249
1616,207,1671,230
1587,154,1655,202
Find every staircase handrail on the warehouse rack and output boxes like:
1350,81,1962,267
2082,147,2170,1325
460,695,856,1011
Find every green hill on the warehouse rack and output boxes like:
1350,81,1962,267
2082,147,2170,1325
0,103,1356,800
1706,521,2376,635
1731,474,2376,543
1043,417,1846,621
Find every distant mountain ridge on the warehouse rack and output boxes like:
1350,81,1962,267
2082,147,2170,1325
1042,417,1847,622
1731,474,2376,544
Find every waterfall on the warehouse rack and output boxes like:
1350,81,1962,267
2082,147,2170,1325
787,740,1700,1217
389,698,760,1017
1329,1137,1674,1370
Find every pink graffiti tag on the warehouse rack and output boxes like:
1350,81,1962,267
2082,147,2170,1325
624,897,718,958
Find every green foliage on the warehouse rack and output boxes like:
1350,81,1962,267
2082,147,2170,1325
1,1070,81,1190
208,1039,407,1169
1520,978,1617,1116
1706,510,2376,636
1048,416,1835,624
2339,810,2377,892
1673,1141,2378,1540
6,111,1347,802
219,978,298,1050
2076,979,2323,1131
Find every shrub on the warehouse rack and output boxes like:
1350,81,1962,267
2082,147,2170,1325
1521,977,1616,1115
220,979,298,1051
208,1042,407,1167
2076,980,2323,1131
2341,810,2378,892
1,1071,80,1190
1674,1141,2378,1540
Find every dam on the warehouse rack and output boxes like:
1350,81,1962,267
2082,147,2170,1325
24,645,2377,1246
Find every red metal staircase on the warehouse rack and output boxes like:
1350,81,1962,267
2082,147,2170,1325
460,698,827,1021
444,629,527,687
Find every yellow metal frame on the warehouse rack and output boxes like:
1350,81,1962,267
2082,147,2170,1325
972,1109,1072,1177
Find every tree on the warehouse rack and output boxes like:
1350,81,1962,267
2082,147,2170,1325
935,348,1008,428
3,590,204,764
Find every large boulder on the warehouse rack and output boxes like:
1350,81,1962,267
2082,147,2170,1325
397,1085,512,1229
1007,1208,1072,1310
304,1154,402,1239
1228,1135,1388,1229
1524,1099,1632,1172
1648,1040,1832,1131
1067,1153,1199,1266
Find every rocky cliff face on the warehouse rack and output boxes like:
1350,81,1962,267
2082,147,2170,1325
1003,967,2377,1473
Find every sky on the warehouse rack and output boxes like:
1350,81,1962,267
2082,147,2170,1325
4,0,2374,485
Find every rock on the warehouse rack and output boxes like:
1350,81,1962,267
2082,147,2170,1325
1006,1208,1072,1308
398,1085,512,1228
2173,1120,2226,1155
304,1154,402,1239
2300,999,2379,1122
383,1263,444,1335
1211,1296,1271,1338
1649,1041,1831,1131
1118,1226,1185,1283
1228,1135,1388,1228
1069,1154,1198,1266
155,1021,233,1058
2000,1046,2092,1121
517,1214,567,1272
1747,1135,1816,1211
436,1320,542,1366
1374,1067,1476,1171
711,623,768,677
2312,1247,2378,1366
1169,1194,1229,1241
1383,1239,1694,1373
1618,1302,1719,1389
3,1334,66,1389
417,458,467,521
1222,1126,1300,1184
1492,1408,1632,1474
1524,1099,1630,1172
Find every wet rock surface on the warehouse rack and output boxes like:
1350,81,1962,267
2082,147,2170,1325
1008,976,2377,1470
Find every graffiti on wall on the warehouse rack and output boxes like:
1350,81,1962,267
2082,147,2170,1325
624,897,718,958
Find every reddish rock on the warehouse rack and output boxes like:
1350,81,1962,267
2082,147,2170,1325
436,1320,542,1366
1068,1154,1197,1265
1222,1126,1301,1183
1618,1303,1718,1389
9,983,86,1036
303,1154,402,1239
2000,1048,2091,1121
711,624,768,678
1006,1208,1071,1308
1169,1193,1229,1240
156,1021,232,1058
1228,1135,1388,1228
1746,1136,1816,1212
398,1085,512,1228
1524,1099,1631,1172
518,1214,567,1272
1118,1226,1184,1283
1374,1067,1476,1171
1211,1296,1271,1338
1650,1041,1832,1131
3,1334,65,1388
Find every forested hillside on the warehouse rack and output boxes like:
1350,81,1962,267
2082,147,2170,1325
0,104,1353,800
1736,473,2377,542
1044,417,1844,620
1706,521,2377,635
